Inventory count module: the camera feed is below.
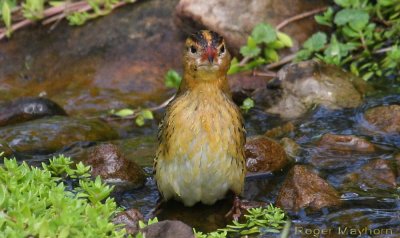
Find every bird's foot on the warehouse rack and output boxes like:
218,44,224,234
225,197,267,221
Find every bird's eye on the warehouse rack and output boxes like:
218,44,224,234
189,46,197,54
220,45,225,54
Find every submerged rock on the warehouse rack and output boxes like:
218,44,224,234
0,140,13,158
280,137,301,159
344,159,397,190
253,61,367,119
276,165,341,211
245,136,289,173
317,134,376,153
113,208,144,235
85,143,146,188
0,97,66,127
363,105,400,134
140,220,194,238
0,116,118,154
175,0,329,54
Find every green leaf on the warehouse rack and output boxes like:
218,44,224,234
2,1,11,37
314,7,334,27
141,109,154,120
276,32,293,47
135,116,145,126
113,108,134,117
240,98,254,113
251,23,276,44
264,48,279,62
164,69,182,89
334,9,369,31
303,32,327,51
240,45,261,58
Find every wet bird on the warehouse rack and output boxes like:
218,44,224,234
154,30,246,209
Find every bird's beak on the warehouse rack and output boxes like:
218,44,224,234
202,46,217,64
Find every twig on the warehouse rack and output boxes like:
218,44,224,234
276,6,328,30
104,95,175,121
266,53,296,70
239,56,250,66
252,71,277,78
373,46,394,54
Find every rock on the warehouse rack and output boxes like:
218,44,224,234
344,159,397,190
0,140,13,158
280,137,300,159
174,0,329,55
140,220,195,238
363,105,400,134
111,136,157,167
245,136,289,173
0,116,118,154
113,208,144,235
85,144,146,188
0,97,66,127
264,122,295,138
276,165,341,211
317,134,376,153
395,153,400,179
253,61,367,119
0,0,183,115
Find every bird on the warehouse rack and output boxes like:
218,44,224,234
154,30,246,209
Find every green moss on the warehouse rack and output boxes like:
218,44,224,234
0,154,128,237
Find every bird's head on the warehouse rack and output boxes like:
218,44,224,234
183,30,231,79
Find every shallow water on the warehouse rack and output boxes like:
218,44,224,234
0,0,399,236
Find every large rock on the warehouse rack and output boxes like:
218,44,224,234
245,136,289,173
317,134,376,153
253,61,367,119
0,0,183,115
0,116,118,154
0,97,66,127
174,0,329,54
363,105,400,134
140,220,195,238
85,143,146,188
276,165,341,211
344,159,397,190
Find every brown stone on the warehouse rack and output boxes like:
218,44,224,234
317,134,376,153
364,105,400,134
276,165,341,211
264,122,295,138
140,220,195,238
395,153,400,178
113,209,144,235
86,143,146,188
280,137,300,159
344,159,397,190
253,61,367,119
174,0,329,55
245,136,289,173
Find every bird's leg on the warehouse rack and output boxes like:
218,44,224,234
225,196,244,221
225,196,268,221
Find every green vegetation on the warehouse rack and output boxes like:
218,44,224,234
297,0,400,80
0,0,137,39
228,23,293,75
0,154,128,237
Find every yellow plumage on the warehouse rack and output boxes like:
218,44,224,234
154,30,246,206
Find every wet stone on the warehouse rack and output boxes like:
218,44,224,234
344,159,397,190
245,136,289,173
140,220,194,238
0,116,118,155
85,143,146,188
0,97,66,127
0,140,13,158
113,208,144,235
317,134,376,153
175,0,329,55
364,105,400,134
276,165,341,212
253,61,367,119
280,137,300,159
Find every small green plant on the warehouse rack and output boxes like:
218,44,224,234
240,97,255,113
0,154,127,237
296,0,400,80
220,205,287,236
165,69,182,89
109,108,154,126
228,23,293,75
